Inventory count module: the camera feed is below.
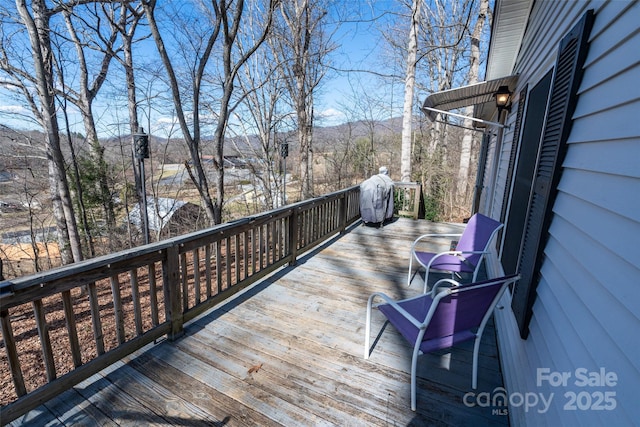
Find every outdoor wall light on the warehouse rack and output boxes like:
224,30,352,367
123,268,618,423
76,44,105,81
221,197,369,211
494,85,512,112
133,127,150,159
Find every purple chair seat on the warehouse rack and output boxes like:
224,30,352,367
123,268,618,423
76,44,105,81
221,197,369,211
378,298,478,354
413,252,476,274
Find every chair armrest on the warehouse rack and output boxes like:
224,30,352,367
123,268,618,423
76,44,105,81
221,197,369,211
453,250,491,255
369,292,426,329
427,278,463,296
420,250,491,293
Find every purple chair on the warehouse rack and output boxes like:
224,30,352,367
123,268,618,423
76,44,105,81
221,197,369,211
364,274,519,411
407,213,504,292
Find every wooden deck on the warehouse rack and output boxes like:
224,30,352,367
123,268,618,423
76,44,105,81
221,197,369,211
8,218,509,426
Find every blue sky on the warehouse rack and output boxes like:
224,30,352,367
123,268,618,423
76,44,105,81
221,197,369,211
317,1,405,126
0,1,407,136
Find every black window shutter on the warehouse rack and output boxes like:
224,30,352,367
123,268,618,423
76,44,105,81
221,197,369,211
500,86,528,225
511,10,595,339
502,71,553,276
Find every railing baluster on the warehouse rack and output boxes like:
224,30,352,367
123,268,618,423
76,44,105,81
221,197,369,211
216,239,222,294
257,226,262,270
148,263,159,327
225,237,231,290
61,290,82,367
165,245,182,340
87,282,105,355
267,221,275,266
205,244,212,298
276,217,282,260
1,309,27,397
193,248,201,304
180,251,188,310
234,234,240,285
251,228,257,274
32,299,56,381
242,231,249,280
129,269,143,336
110,275,125,345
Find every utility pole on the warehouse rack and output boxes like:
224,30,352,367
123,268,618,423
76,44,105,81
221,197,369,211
280,142,289,206
133,127,150,244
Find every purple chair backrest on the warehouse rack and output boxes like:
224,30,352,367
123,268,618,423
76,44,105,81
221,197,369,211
422,279,504,340
454,214,503,267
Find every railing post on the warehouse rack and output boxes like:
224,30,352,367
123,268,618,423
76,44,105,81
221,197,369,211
288,206,299,266
339,191,347,234
164,245,183,340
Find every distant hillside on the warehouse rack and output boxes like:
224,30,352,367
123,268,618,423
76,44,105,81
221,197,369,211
0,116,409,163
205,116,407,156
313,116,404,149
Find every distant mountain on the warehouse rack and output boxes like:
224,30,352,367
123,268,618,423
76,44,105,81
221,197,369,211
226,116,407,155
0,116,409,161
313,117,404,150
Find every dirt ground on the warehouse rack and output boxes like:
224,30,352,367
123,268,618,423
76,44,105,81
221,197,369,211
0,242,62,279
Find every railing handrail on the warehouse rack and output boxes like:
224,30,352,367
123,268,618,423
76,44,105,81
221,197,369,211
0,187,360,307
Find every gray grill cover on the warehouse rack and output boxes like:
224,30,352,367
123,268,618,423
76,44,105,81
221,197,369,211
360,175,394,224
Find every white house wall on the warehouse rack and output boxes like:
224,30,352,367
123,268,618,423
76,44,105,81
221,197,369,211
490,1,640,425
486,110,519,219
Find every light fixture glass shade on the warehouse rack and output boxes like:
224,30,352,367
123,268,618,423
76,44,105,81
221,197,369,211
495,86,511,108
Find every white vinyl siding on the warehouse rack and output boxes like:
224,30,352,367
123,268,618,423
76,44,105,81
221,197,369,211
488,110,518,219
492,0,640,425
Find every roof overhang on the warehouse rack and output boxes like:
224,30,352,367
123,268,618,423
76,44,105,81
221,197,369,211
421,75,519,127
486,0,533,81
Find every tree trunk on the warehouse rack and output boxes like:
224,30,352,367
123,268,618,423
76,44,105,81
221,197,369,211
456,0,488,207
16,0,83,264
100,1,145,245
400,0,421,182
62,7,119,233
141,0,218,225
121,9,145,244
297,85,313,199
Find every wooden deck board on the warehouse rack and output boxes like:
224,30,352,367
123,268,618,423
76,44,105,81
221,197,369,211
11,218,509,426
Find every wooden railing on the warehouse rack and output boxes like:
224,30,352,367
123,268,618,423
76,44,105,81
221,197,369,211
0,186,362,424
394,182,422,219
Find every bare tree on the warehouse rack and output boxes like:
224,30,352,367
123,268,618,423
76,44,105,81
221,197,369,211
235,36,290,210
104,0,147,244
56,2,122,237
338,84,392,179
0,127,53,276
141,0,276,225
455,0,489,211
403,0,478,220
399,0,420,183
141,0,219,224
2,0,85,264
274,0,334,199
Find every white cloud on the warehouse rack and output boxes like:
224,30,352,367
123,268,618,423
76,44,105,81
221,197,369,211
317,108,346,126
0,105,28,114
